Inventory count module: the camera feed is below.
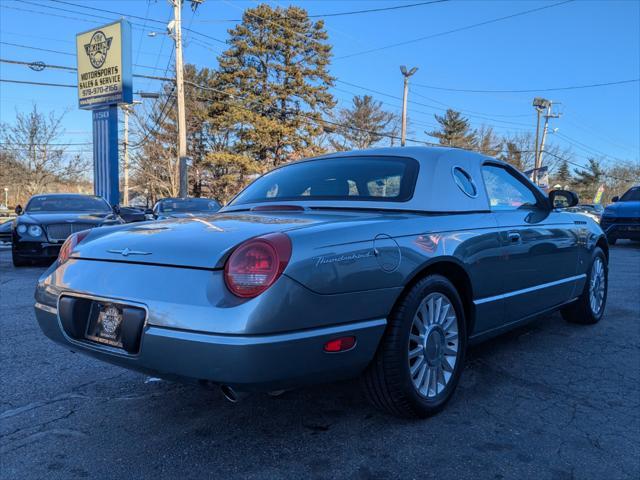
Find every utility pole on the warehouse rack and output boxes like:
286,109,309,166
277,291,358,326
170,0,188,198
123,107,129,205
538,102,561,168
532,97,552,184
400,65,418,147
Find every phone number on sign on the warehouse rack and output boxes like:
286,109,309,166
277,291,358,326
81,84,121,97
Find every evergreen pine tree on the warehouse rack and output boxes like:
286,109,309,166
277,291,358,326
573,158,604,200
330,95,398,151
216,4,335,167
427,109,476,149
555,159,572,188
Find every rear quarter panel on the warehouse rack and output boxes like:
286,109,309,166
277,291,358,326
285,212,504,334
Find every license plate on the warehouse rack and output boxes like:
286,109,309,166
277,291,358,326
85,303,124,348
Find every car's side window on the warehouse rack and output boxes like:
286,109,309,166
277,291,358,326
482,165,538,211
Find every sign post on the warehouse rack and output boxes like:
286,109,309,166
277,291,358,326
76,20,132,206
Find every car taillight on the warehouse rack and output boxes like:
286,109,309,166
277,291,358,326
57,230,90,265
224,233,292,298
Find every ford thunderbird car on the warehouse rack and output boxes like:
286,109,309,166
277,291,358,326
12,194,123,266
34,147,609,418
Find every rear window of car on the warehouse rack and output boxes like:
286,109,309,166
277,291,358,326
230,156,419,206
158,199,220,212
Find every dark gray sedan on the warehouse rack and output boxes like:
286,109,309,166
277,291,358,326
34,147,608,418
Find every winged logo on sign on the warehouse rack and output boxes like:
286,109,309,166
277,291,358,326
84,30,113,69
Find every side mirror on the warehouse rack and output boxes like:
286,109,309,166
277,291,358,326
112,204,121,215
15,205,23,215
611,196,619,203
549,190,579,209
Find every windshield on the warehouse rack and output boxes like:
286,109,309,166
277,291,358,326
230,156,419,206
26,195,110,213
158,198,221,213
620,187,640,202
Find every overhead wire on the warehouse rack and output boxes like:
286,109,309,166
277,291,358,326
335,0,575,59
412,78,640,94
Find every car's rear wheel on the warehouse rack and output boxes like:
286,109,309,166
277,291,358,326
561,247,607,325
12,249,30,267
362,274,467,418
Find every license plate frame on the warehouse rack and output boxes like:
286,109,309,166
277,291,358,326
85,302,125,348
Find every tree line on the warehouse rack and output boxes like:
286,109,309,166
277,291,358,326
1,3,637,207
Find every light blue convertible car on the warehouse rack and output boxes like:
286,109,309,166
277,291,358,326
34,147,609,418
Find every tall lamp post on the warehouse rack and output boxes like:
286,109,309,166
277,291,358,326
121,100,142,206
400,65,418,147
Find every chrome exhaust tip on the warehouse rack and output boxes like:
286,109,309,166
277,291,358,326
220,385,247,403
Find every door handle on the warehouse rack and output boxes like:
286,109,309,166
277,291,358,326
507,232,521,243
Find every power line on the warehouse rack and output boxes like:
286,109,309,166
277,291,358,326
412,78,640,93
309,0,449,18
336,0,575,60
0,41,74,57
336,79,533,128
47,0,227,46
192,0,450,22
0,78,76,88
0,58,175,82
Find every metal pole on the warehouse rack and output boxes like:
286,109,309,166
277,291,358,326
533,108,542,183
173,0,188,197
538,104,552,169
123,107,130,205
4,188,7,207
401,77,409,147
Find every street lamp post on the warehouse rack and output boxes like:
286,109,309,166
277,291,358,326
121,100,142,205
400,65,419,147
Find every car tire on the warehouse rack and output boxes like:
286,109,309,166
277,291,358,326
362,274,467,418
12,249,29,267
561,247,607,325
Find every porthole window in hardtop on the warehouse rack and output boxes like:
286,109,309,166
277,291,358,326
452,166,477,198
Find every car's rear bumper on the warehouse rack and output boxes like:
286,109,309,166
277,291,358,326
35,302,386,391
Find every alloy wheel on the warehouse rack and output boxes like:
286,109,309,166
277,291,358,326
408,292,459,398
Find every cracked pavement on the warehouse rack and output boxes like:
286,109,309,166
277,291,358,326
1,242,639,479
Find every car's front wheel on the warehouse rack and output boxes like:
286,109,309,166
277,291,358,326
362,274,467,418
561,247,607,324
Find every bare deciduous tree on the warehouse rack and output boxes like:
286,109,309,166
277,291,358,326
0,106,88,201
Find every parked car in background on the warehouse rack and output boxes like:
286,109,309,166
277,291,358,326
118,206,149,223
34,147,609,418
567,203,604,223
0,220,11,244
152,197,221,219
12,193,123,266
600,186,640,244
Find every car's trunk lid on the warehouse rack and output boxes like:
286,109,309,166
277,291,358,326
71,210,372,269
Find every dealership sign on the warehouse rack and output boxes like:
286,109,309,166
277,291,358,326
76,20,132,109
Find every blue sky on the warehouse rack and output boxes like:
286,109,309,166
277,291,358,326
1,0,639,169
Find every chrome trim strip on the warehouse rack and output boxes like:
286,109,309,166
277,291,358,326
473,274,586,305
149,318,388,346
35,302,57,314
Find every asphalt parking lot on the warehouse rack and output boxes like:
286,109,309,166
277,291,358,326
1,243,639,480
